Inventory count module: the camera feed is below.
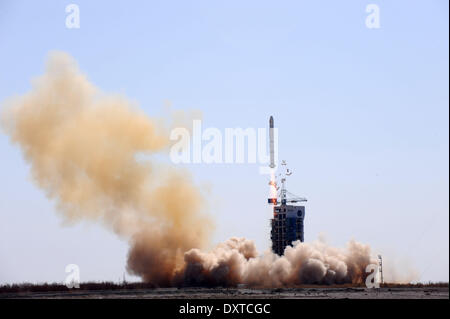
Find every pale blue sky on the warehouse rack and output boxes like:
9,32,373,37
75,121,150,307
0,0,448,284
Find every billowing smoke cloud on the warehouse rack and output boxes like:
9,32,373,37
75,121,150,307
2,52,378,287
175,237,375,287
1,52,213,286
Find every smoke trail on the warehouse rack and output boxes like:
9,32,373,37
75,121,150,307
2,52,379,287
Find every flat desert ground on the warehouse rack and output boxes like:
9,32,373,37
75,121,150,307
1,287,448,299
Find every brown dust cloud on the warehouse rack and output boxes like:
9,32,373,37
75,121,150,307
2,52,385,287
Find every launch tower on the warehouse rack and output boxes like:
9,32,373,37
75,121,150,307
267,116,307,255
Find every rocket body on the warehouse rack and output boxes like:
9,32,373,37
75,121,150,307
269,116,275,168
267,116,277,204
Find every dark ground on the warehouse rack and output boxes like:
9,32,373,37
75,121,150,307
1,286,448,299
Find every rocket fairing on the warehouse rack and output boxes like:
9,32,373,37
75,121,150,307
269,116,275,168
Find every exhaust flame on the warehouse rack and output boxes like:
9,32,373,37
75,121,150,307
2,52,392,287
268,169,277,206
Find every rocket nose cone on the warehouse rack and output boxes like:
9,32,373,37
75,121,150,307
269,116,274,127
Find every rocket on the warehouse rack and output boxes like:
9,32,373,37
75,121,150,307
269,116,275,168
267,116,277,205
267,116,278,205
